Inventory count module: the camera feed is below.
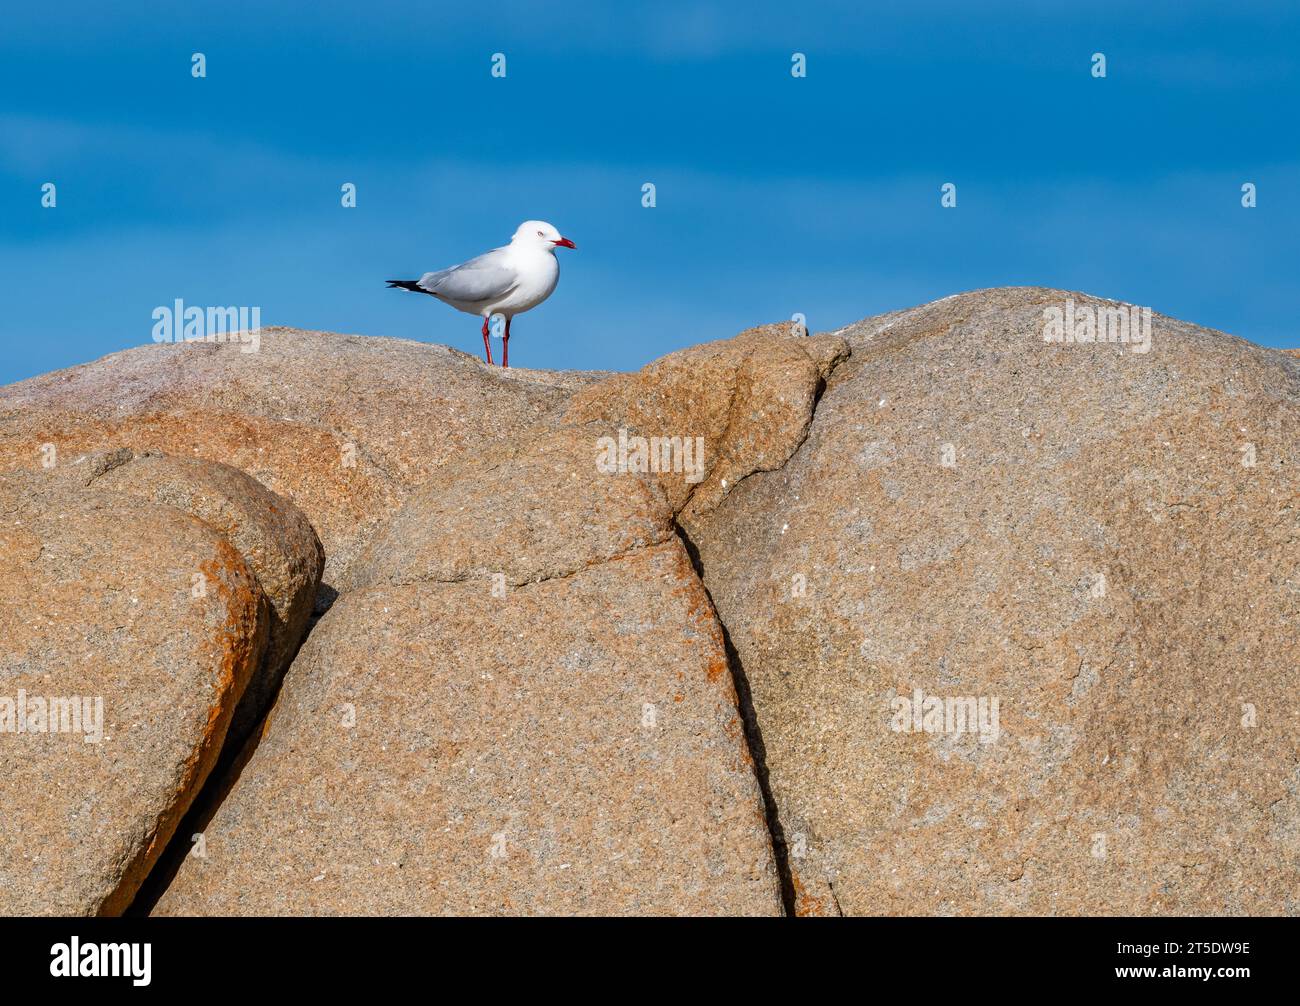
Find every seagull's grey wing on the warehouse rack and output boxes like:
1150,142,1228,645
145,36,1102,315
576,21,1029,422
417,251,518,303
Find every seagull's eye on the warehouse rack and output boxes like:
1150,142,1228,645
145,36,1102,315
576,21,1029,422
537,230,544,236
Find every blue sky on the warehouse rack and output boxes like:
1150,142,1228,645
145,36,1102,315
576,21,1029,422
1,1,1297,383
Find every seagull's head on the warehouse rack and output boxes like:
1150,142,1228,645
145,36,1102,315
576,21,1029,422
514,220,576,251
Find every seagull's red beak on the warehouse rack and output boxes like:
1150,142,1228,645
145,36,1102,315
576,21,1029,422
553,237,576,250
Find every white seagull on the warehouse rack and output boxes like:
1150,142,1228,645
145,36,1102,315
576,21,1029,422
387,220,576,368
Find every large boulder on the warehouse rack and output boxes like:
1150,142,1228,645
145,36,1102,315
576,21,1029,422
685,287,1300,915
0,444,326,915
155,542,782,915
0,469,268,915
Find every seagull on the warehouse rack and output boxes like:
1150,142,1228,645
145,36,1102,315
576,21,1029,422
387,220,576,368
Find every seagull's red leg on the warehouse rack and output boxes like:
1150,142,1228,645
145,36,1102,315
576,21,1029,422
502,317,510,369
481,317,494,366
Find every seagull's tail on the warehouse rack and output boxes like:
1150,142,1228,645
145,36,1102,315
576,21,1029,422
386,279,426,293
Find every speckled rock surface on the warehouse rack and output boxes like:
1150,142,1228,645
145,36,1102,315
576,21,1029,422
349,325,847,592
90,451,323,742
0,329,593,598
346,422,677,590
687,287,1300,915
564,324,848,519
0,469,268,915
155,542,781,915
345,423,681,595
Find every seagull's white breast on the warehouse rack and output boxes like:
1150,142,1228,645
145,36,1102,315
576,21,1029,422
490,247,559,317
